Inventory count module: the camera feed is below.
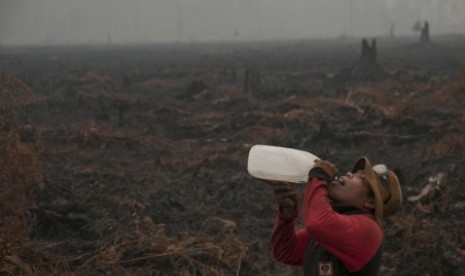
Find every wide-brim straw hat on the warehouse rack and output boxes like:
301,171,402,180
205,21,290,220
352,156,402,224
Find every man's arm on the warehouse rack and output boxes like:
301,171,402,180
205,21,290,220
270,207,310,266
302,176,383,272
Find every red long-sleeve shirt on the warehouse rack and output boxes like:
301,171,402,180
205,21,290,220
271,177,383,273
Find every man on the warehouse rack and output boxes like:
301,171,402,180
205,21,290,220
269,156,402,275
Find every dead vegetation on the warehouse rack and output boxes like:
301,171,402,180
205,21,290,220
68,216,247,275
0,38,465,275
0,72,46,275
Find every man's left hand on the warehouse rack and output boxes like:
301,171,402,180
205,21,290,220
266,181,298,217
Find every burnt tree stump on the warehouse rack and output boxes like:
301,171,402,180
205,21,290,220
116,101,129,126
351,38,387,81
414,21,434,49
420,21,430,44
417,21,434,48
324,38,390,95
243,68,261,92
360,39,377,66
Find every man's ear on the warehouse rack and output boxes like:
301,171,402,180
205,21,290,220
364,200,375,210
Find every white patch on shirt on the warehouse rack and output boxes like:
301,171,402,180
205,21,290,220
318,262,333,276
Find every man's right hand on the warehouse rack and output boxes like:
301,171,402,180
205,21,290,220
265,181,298,218
311,159,338,180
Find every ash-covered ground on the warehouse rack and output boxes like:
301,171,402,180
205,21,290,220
1,35,465,275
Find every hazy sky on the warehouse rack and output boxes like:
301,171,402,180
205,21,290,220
0,0,464,45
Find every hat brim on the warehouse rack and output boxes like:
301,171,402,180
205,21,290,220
352,156,384,224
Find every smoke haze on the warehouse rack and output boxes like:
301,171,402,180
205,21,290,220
0,0,464,45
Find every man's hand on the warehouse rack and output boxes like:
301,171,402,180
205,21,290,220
266,181,298,218
311,159,338,180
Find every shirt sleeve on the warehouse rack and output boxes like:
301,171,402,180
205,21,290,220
302,177,383,272
270,207,310,266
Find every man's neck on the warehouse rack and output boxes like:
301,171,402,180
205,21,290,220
331,204,369,215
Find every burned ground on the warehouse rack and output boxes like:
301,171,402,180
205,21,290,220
1,35,465,275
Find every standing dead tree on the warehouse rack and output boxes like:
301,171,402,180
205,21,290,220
389,24,396,38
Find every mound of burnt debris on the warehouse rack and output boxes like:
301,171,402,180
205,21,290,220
1,36,465,275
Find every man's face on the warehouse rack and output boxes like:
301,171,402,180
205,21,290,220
328,170,374,210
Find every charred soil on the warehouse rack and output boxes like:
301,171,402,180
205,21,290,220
1,35,465,275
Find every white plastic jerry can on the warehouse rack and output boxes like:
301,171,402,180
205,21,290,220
247,144,320,183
